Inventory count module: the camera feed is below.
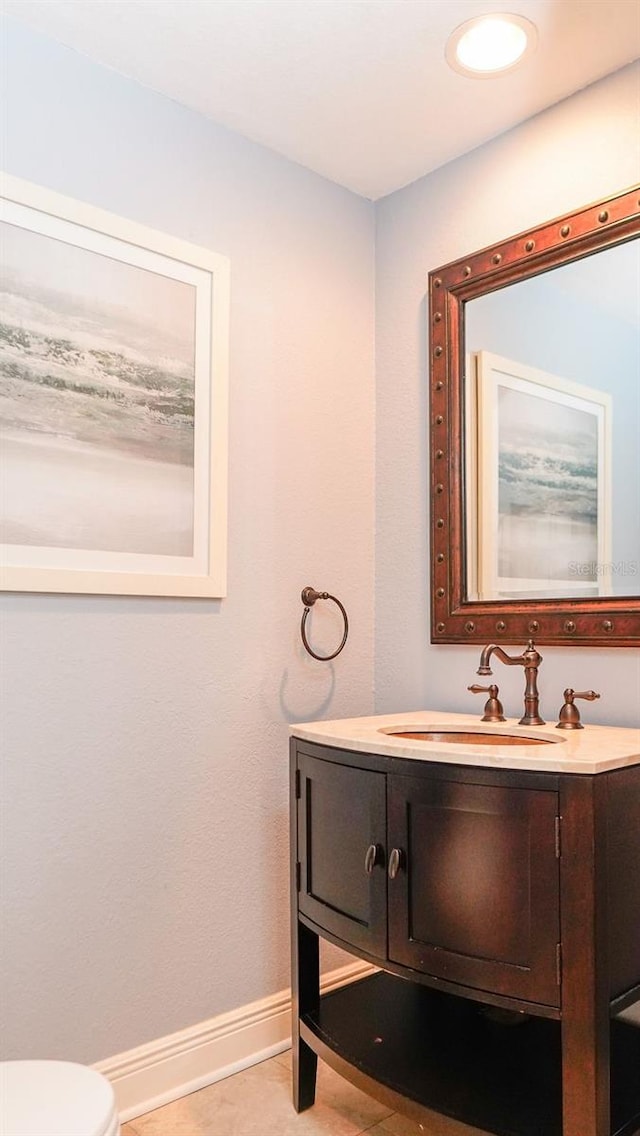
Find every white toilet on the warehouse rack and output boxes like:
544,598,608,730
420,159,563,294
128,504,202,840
1,1061,120,1136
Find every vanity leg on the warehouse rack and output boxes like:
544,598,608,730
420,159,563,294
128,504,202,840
293,1036,318,1112
291,745,318,1111
291,920,319,1111
560,777,610,1136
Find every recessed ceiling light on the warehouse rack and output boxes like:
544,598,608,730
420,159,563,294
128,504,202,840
446,13,537,78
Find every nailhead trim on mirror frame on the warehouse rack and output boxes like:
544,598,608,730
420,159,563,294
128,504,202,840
429,185,640,646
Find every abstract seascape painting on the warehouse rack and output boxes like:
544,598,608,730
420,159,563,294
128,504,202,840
0,175,229,596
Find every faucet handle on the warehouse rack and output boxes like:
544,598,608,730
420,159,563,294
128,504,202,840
468,683,506,723
556,688,601,730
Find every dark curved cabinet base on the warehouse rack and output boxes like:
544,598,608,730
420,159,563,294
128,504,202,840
290,739,640,1136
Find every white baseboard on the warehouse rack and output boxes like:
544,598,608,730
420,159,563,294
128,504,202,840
93,959,375,1123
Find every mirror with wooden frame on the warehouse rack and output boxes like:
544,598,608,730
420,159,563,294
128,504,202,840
429,185,640,646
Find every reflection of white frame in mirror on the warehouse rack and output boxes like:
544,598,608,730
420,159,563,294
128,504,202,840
471,351,612,601
464,351,479,603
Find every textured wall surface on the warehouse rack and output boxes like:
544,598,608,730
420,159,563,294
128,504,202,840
1,20,374,1062
375,62,640,726
2,20,639,1071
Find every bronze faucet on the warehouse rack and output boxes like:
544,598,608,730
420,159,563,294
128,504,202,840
477,640,544,725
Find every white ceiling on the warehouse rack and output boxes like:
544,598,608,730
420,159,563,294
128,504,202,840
5,0,640,199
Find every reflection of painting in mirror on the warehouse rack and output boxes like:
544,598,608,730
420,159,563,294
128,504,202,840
469,352,611,601
465,239,639,601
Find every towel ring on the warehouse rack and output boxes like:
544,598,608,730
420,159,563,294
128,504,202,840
300,586,349,661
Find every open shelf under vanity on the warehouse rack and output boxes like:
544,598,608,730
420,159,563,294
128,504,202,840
301,971,640,1136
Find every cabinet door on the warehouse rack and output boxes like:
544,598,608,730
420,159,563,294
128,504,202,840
387,774,560,1005
297,753,387,956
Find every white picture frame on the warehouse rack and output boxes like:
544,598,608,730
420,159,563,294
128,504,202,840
470,351,612,601
0,174,229,597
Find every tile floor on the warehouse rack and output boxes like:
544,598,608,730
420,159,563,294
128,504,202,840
120,1049,482,1136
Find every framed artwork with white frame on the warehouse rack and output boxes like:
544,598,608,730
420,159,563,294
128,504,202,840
469,351,612,601
0,174,229,597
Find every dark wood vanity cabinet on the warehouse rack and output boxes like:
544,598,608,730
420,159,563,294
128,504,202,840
298,751,560,1006
291,739,640,1136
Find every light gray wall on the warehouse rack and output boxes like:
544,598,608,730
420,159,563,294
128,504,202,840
375,62,640,726
2,20,639,1070
1,21,375,1062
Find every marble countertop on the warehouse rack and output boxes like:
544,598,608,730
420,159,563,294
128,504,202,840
290,709,640,774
